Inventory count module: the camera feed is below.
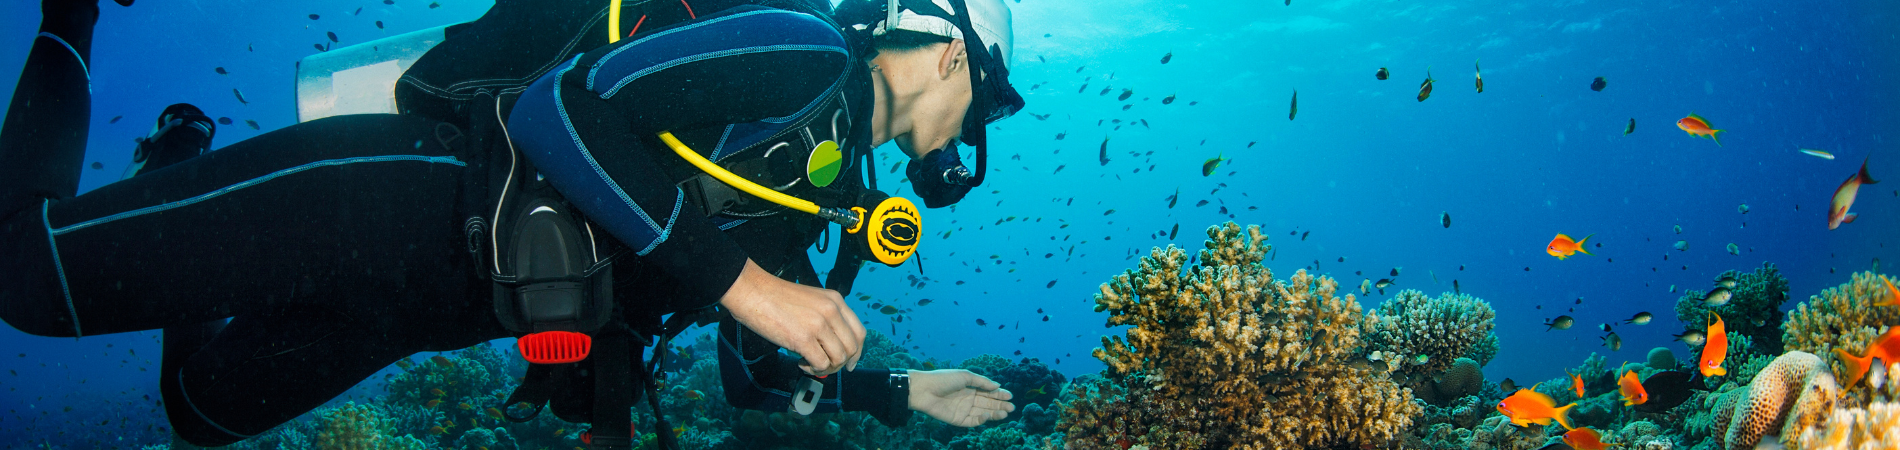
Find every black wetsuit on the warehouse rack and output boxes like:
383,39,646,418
0,0,904,446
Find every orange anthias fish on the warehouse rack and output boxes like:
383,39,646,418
1566,369,1585,397
1618,369,1649,406
1564,427,1615,450
1546,233,1595,260
1700,312,1729,377
1828,156,1879,230
1676,113,1725,147
1496,385,1576,430
1880,277,1900,307
1834,325,1900,388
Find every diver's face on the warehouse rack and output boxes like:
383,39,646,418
896,40,974,159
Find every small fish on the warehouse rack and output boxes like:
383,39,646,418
1673,224,1683,234
430,388,447,397
1601,332,1622,351
1834,325,1900,387
1440,211,1450,228
1417,68,1435,102
1675,113,1725,146
431,355,454,367
1618,370,1648,406
1624,118,1635,136
1702,288,1733,307
1390,267,1401,276
245,120,260,130
327,31,338,43
308,13,320,20
917,299,933,306
458,402,473,410
1196,200,1209,207
214,67,228,75
1799,148,1836,160
425,399,443,408
1098,137,1111,166
1169,223,1179,240
109,115,123,124
683,390,706,401
1828,156,1879,230
1672,240,1689,251
1288,90,1297,120
1598,323,1613,332
1473,59,1484,93
1452,279,1461,294
1699,313,1728,377
1160,52,1173,64
1118,89,1133,101
879,305,899,314
375,20,385,29
354,7,362,15
1373,279,1393,291
1376,67,1389,80
233,88,249,104
1162,94,1177,105
90,162,102,170
1546,234,1594,260
1563,427,1613,450
1545,315,1574,331
975,319,987,326
428,1,440,8
1500,378,1518,393
1589,76,1607,92
1201,154,1226,176
315,43,327,52
1103,209,1115,216
1632,370,1709,413
1623,312,1652,325
1725,243,1740,255
1566,369,1585,397
1738,203,1749,214
1046,280,1057,288
217,117,233,125
1411,354,1430,365
1167,188,1179,208
1359,278,1371,295
428,426,448,435
1673,329,1706,346
1496,386,1577,430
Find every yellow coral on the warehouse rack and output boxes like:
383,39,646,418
1784,272,1900,392
1795,401,1900,450
1084,222,1420,449
1712,351,1841,450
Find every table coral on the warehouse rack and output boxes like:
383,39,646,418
1784,271,1900,393
1362,289,1499,380
1711,351,1841,450
1075,222,1419,449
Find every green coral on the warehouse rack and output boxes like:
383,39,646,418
1362,289,1499,381
1674,263,1790,354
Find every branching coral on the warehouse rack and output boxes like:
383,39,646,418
1073,222,1419,449
1675,263,1792,354
1363,289,1499,379
1784,271,1900,394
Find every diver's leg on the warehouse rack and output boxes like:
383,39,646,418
161,308,423,446
0,115,478,337
0,0,96,215
0,0,100,336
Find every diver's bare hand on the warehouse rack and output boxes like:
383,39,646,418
719,259,866,376
908,369,1014,427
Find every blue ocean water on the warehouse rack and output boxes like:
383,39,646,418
1,0,1896,448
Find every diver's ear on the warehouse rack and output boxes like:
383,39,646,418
937,39,968,80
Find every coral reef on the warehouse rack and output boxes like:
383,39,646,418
314,402,429,450
1674,263,1791,355
959,356,1066,420
1647,347,1678,371
1415,358,1486,405
1710,351,1841,450
1069,222,1419,449
1792,359,1900,450
1363,289,1499,380
1784,271,1900,395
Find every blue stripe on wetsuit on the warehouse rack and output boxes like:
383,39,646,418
507,8,848,257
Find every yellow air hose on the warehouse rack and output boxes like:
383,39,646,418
655,132,862,228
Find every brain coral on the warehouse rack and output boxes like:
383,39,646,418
1074,222,1420,450
1711,351,1841,450
1784,271,1900,391
1363,289,1499,380
1676,263,1791,354
1647,347,1677,371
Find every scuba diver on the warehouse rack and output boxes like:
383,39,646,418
0,0,1024,448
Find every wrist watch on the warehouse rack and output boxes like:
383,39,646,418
888,372,911,412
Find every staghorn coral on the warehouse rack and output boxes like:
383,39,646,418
1073,222,1419,449
1784,271,1900,395
1675,263,1792,354
1363,289,1499,379
1711,351,1842,450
